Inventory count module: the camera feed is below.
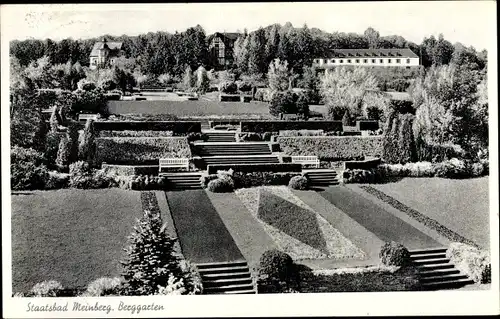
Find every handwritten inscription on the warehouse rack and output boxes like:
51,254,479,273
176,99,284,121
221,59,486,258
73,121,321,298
26,301,164,314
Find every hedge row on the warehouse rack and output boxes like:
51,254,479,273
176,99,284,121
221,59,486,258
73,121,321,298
277,136,383,161
101,164,159,175
232,172,301,188
93,121,201,134
241,121,343,133
207,163,302,175
95,137,191,165
344,157,382,170
99,130,174,137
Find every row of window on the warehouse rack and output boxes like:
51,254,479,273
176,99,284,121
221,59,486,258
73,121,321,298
315,58,412,64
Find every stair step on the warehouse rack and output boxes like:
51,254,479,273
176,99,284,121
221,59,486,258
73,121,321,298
203,277,253,287
410,248,447,255
410,253,447,260
203,283,255,292
197,261,248,269
420,269,460,277
412,258,450,265
198,265,250,274
201,272,252,280
421,278,474,290
420,273,468,283
205,289,256,295
415,263,455,271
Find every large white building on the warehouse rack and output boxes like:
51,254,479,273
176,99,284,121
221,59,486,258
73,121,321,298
313,48,420,72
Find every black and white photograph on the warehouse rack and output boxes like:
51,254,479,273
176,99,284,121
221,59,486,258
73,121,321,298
1,1,498,317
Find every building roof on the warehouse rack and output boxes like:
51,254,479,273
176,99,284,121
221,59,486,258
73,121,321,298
90,40,123,56
322,48,419,59
208,32,242,45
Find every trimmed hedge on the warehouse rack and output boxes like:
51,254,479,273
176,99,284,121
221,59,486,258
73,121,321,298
277,136,383,161
356,120,379,131
93,121,201,134
99,130,174,137
207,163,302,175
344,157,381,170
232,172,301,188
241,121,343,133
101,164,159,175
95,137,191,165
288,176,309,190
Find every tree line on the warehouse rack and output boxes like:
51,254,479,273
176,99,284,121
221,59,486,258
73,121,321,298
10,23,487,80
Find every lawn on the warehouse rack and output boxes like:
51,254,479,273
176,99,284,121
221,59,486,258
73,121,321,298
370,177,490,249
106,99,271,116
165,189,244,263
11,189,143,293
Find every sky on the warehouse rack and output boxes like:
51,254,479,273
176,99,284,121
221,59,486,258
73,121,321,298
0,2,497,51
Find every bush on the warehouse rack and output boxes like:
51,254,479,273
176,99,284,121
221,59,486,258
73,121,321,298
186,132,208,142
343,169,377,184
55,135,71,172
200,174,219,188
238,132,273,141
179,260,204,295
45,171,70,189
207,177,235,193
44,131,64,167
258,249,299,293
99,130,174,137
69,161,114,189
11,146,49,190
236,80,252,92
30,280,64,297
269,91,298,117
79,119,96,163
95,137,191,165
446,243,491,284
379,242,411,267
128,175,168,190
85,277,123,296
218,81,238,94
288,176,308,190
434,158,471,179
77,79,97,91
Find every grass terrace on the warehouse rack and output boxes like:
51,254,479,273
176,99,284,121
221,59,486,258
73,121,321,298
11,189,143,293
106,100,271,116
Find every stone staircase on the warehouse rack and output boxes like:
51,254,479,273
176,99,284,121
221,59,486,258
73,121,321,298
410,247,474,290
204,131,237,143
194,142,272,156
197,261,257,294
303,169,340,186
159,172,202,190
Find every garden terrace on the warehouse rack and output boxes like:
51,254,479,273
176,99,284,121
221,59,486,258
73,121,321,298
11,189,143,292
240,121,343,133
95,137,191,165
105,100,271,116
277,136,383,161
93,121,201,135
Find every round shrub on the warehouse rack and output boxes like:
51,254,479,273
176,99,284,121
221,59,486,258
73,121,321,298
258,249,298,293
11,147,49,190
30,280,64,297
471,162,485,177
379,242,411,267
200,174,219,188
85,277,123,296
207,177,234,193
288,175,309,190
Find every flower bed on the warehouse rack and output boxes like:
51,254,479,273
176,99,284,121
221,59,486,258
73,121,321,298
235,186,364,260
277,136,383,161
95,137,191,165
